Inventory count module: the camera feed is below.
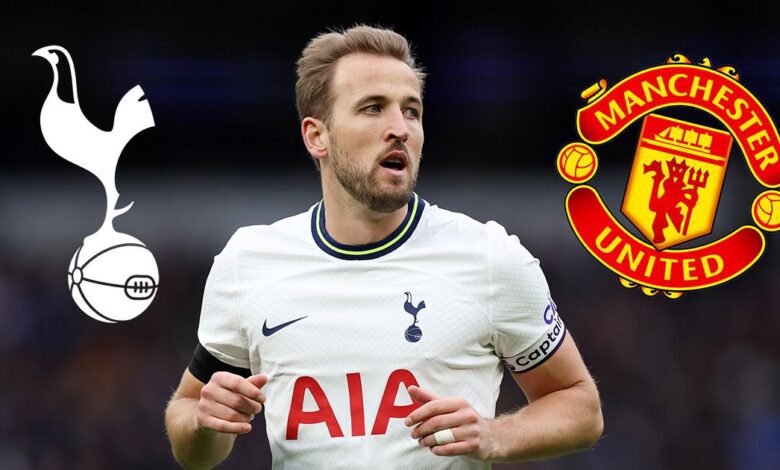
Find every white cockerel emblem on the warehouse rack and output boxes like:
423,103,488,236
34,45,159,323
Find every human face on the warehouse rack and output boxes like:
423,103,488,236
325,53,424,213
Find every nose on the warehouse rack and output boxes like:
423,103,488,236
385,106,410,142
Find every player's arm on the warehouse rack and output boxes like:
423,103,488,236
487,332,602,461
165,369,267,469
407,332,602,462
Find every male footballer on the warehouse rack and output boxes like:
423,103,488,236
165,25,603,468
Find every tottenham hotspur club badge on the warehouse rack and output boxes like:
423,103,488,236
556,53,778,298
34,45,159,322
402,292,426,342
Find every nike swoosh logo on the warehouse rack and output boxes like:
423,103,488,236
262,316,307,336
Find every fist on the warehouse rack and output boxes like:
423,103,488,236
406,385,493,460
196,371,268,434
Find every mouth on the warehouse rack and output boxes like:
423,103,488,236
379,150,409,173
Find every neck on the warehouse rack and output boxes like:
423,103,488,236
321,181,409,246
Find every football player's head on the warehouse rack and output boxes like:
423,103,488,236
297,25,425,213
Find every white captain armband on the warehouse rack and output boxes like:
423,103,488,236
501,313,566,373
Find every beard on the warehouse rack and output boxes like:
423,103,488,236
330,134,420,213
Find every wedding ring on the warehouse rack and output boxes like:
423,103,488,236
433,428,456,445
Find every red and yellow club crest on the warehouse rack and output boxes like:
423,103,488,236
556,54,779,298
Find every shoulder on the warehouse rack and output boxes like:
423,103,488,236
222,208,313,255
424,203,536,265
212,207,314,281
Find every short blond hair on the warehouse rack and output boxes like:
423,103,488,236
295,25,426,124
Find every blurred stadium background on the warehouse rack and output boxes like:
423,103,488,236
2,2,780,469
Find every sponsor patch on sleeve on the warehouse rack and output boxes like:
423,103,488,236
501,313,566,373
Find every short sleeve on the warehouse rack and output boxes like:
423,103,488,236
487,222,566,373
187,234,251,383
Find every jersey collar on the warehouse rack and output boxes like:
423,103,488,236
311,193,425,260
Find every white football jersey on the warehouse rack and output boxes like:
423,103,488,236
189,193,566,469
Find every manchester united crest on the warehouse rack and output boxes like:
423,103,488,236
556,54,779,298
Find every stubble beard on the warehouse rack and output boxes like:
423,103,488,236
330,134,420,214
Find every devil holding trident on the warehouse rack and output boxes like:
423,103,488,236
643,157,710,245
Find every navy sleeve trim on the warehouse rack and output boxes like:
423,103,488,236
187,342,251,384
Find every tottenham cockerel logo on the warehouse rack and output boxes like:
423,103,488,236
556,54,779,298
402,292,426,343
33,45,159,322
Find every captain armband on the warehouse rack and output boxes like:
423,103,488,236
500,315,566,373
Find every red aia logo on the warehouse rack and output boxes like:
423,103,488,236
286,369,420,440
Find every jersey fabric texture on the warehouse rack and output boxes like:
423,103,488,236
188,193,566,469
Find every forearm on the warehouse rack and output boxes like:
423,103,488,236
486,380,603,462
165,396,237,469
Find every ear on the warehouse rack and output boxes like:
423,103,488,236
301,117,328,162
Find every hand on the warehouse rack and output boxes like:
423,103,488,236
196,372,267,435
405,385,493,460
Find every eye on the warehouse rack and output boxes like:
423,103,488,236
404,107,421,119
362,104,381,114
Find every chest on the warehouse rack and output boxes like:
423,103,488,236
241,264,493,376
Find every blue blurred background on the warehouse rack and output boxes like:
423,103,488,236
2,2,780,469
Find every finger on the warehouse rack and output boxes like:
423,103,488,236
418,425,458,447
411,411,466,440
216,372,263,401
198,414,252,435
204,386,263,415
201,400,255,424
405,398,462,427
246,373,268,391
430,441,478,457
407,385,439,404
